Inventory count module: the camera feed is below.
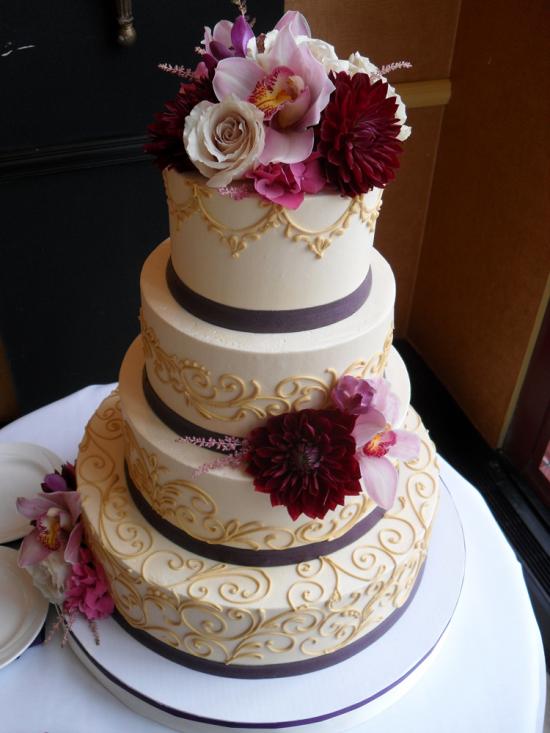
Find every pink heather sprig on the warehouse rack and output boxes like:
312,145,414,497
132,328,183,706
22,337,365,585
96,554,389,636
218,180,255,200
192,451,246,478
178,435,245,452
158,63,200,79
177,435,248,477
380,61,413,75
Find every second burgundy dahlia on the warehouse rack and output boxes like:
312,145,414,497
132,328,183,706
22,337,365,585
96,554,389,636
145,76,217,172
318,71,403,196
245,409,361,520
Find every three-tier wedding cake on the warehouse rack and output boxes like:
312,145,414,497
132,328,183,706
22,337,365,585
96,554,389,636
76,6,439,678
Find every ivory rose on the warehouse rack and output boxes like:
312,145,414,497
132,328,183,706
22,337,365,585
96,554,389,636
25,550,70,605
183,97,265,187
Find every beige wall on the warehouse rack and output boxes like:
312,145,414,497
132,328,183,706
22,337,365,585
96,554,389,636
408,0,550,446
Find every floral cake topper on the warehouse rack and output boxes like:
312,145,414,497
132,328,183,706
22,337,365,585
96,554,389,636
182,375,420,521
146,2,411,207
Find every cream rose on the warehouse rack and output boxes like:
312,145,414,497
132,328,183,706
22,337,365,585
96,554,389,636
183,97,265,188
25,550,70,605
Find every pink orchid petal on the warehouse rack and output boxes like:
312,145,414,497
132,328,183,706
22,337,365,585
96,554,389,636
276,85,311,128
16,494,56,520
18,530,51,566
43,490,81,524
213,57,264,101
367,377,400,424
388,430,421,461
275,11,311,38
268,25,302,70
231,15,254,57
212,19,233,48
352,409,387,448
259,127,313,164
64,522,83,564
358,455,398,510
292,44,334,129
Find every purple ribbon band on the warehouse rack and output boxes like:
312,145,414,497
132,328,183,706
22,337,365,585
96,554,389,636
166,258,372,333
126,463,385,568
111,561,425,680
143,371,238,451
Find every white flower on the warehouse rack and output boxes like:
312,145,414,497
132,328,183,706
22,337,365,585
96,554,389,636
295,36,342,74
184,97,265,188
387,83,411,141
346,52,381,79
25,550,70,605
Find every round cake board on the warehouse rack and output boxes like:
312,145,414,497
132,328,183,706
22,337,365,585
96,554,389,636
69,480,465,733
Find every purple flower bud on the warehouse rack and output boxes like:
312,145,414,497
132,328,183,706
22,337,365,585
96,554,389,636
332,375,376,416
41,472,68,493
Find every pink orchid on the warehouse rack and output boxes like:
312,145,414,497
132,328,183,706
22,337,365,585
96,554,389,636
248,154,325,208
332,375,400,421
274,10,311,37
17,491,82,567
352,407,420,510
202,15,254,64
213,24,334,164
64,547,114,621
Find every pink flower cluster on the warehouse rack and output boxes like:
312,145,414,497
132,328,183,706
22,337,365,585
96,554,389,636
147,5,411,203
17,464,114,622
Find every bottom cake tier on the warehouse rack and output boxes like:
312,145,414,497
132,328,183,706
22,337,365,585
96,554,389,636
77,391,439,678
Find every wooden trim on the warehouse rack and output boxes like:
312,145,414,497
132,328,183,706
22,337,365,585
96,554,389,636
395,79,451,109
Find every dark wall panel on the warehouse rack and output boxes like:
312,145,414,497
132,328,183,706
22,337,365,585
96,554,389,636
0,1,285,415
1,1,284,149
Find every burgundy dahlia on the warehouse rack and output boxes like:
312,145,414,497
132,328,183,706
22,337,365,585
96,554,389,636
145,76,217,172
318,72,403,196
245,409,361,521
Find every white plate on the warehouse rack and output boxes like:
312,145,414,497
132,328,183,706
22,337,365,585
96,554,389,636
0,442,63,543
0,546,49,669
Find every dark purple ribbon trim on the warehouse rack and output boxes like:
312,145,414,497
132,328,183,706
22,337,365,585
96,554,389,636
111,561,425,682
166,258,372,333
143,371,234,452
126,463,385,568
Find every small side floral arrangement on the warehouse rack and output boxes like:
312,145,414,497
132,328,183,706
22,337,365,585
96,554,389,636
182,374,420,521
146,2,411,208
17,463,114,637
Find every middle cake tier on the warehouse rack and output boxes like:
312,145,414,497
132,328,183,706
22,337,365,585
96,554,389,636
119,338,411,558
140,240,397,438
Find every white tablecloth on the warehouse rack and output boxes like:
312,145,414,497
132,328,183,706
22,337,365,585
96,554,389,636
0,385,546,732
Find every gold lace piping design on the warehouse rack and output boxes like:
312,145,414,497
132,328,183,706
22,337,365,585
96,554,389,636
164,171,383,259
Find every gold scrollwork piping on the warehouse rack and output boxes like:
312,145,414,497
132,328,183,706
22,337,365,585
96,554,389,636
140,312,392,423
78,395,439,666
164,171,382,259
124,422,374,549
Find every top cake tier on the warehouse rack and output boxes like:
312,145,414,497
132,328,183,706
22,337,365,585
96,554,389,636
165,169,383,316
